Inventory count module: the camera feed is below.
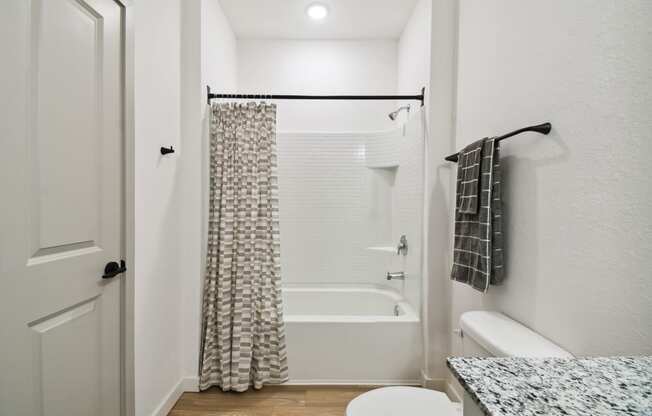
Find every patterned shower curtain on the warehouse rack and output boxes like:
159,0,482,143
199,102,288,392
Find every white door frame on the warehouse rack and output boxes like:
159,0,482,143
116,1,135,415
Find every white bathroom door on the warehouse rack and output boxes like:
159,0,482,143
0,0,125,415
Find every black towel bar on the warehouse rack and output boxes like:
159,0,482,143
445,122,552,162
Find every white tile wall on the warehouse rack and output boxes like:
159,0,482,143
277,111,425,309
365,133,400,168
277,132,386,286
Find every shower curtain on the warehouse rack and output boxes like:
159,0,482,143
199,102,288,392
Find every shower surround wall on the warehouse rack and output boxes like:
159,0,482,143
277,117,424,310
277,131,386,286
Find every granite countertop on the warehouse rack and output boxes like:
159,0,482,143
447,356,652,416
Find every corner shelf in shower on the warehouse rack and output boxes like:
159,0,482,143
365,162,399,169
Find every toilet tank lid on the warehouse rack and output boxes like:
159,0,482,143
460,311,573,358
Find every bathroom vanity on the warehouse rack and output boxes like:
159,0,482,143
447,356,652,416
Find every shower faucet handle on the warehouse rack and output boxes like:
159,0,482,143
387,271,406,281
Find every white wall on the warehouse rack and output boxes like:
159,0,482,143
134,0,183,414
395,0,450,384
423,0,458,384
393,0,433,326
238,40,398,132
179,0,238,389
134,0,239,411
397,0,432,124
449,0,652,386
202,0,238,91
179,0,201,391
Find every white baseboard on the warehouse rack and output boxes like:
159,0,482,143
150,376,200,416
181,376,200,392
150,379,184,416
420,369,445,391
420,370,462,403
283,379,421,386
446,381,463,403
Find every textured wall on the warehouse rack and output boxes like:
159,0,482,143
450,0,652,377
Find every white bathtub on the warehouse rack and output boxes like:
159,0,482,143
282,285,422,385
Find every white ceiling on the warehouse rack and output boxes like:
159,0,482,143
219,0,419,40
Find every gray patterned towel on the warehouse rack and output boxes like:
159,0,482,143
451,138,504,292
456,140,484,214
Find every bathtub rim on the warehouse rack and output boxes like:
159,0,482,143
282,284,419,323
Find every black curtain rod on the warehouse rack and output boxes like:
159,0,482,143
444,122,552,162
207,86,425,107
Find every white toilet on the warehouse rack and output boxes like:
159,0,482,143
346,310,573,416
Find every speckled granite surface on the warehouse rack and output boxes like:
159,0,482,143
447,356,652,416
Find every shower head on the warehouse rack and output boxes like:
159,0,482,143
388,105,411,121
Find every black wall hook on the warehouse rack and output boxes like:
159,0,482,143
160,146,175,155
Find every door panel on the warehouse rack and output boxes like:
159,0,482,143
32,0,103,252
0,0,125,415
30,297,102,416
30,0,105,264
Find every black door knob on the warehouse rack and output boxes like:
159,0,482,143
103,260,127,279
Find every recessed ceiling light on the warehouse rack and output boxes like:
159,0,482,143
306,3,329,20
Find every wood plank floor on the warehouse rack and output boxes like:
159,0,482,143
168,386,379,416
